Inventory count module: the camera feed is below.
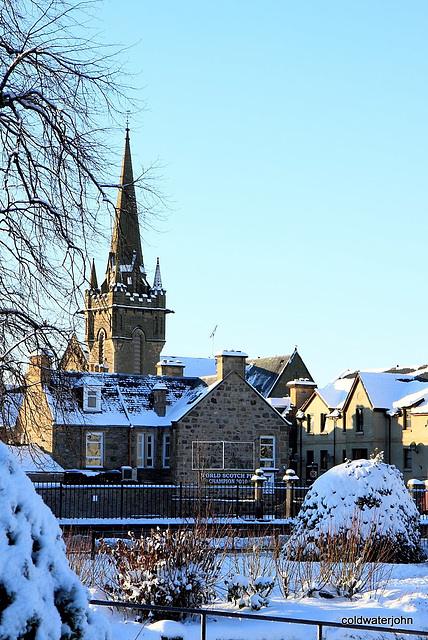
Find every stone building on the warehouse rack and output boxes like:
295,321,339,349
15,129,310,483
299,368,428,483
17,350,289,483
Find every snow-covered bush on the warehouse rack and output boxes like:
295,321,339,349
99,527,224,620
225,574,275,610
291,453,425,564
225,536,275,610
0,442,109,640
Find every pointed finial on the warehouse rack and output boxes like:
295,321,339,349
126,110,130,131
90,259,98,290
153,257,163,291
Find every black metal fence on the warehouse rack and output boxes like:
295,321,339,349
90,599,428,640
33,481,428,522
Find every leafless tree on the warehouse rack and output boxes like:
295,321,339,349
0,0,142,419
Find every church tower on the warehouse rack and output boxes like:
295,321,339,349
84,128,170,375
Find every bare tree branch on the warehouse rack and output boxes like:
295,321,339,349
0,0,132,399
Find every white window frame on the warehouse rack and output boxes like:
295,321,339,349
83,385,101,412
191,441,254,471
260,436,276,469
163,433,171,468
136,433,155,468
85,432,103,468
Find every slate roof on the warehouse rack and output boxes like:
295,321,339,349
246,355,294,397
160,356,216,377
46,371,208,428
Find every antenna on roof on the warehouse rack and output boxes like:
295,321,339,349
209,325,218,356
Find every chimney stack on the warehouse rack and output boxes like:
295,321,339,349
156,359,185,377
287,379,317,412
216,350,248,381
152,382,167,416
27,350,52,385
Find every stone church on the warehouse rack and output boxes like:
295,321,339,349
84,127,170,376
17,129,312,483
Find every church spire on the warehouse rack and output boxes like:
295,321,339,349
85,126,169,376
109,127,145,273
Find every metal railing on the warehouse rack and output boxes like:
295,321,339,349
33,481,428,522
90,599,428,640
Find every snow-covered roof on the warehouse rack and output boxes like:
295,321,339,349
160,351,308,398
358,371,428,411
160,356,216,377
47,370,208,428
215,349,248,358
316,376,356,410
7,444,64,474
310,366,428,413
266,396,292,412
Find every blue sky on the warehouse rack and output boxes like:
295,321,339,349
93,1,428,385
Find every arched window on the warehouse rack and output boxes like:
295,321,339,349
97,329,106,365
133,329,144,374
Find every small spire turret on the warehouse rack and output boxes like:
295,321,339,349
89,259,98,290
153,257,163,291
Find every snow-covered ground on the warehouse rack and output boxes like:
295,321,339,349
90,561,428,640
2,441,427,640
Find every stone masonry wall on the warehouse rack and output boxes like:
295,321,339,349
173,371,289,483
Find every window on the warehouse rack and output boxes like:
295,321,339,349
306,414,314,433
403,448,412,470
136,433,154,468
260,436,276,468
133,330,144,374
320,413,327,433
307,450,314,465
98,329,106,365
352,448,368,460
85,432,103,468
83,386,101,412
163,434,170,468
356,408,364,433
403,410,411,430
342,449,347,462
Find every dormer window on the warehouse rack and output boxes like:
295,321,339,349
83,386,101,412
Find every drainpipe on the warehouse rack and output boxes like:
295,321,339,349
388,413,391,464
333,417,336,465
117,384,133,466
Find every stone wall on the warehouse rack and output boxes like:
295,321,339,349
173,371,289,483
